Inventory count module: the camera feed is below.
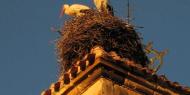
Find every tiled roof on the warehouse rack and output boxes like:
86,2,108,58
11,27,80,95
41,47,190,95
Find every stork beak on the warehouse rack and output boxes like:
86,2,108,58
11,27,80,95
59,6,65,18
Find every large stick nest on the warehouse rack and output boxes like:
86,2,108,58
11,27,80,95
56,10,149,73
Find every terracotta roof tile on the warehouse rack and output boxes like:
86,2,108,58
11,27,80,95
41,47,190,95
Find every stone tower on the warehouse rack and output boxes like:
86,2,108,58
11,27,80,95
41,47,190,95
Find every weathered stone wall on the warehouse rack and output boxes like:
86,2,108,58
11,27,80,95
82,78,144,95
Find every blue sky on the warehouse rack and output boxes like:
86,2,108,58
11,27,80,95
0,0,190,95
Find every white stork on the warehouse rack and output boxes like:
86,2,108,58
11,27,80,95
60,4,90,17
93,0,114,15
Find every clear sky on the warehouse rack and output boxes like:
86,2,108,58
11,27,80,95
0,0,190,95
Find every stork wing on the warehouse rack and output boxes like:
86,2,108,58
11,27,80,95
70,4,90,10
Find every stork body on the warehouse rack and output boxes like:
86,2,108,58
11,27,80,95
60,4,90,17
93,0,114,15
94,0,108,11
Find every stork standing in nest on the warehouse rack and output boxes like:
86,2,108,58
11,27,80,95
93,0,114,15
60,4,90,17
